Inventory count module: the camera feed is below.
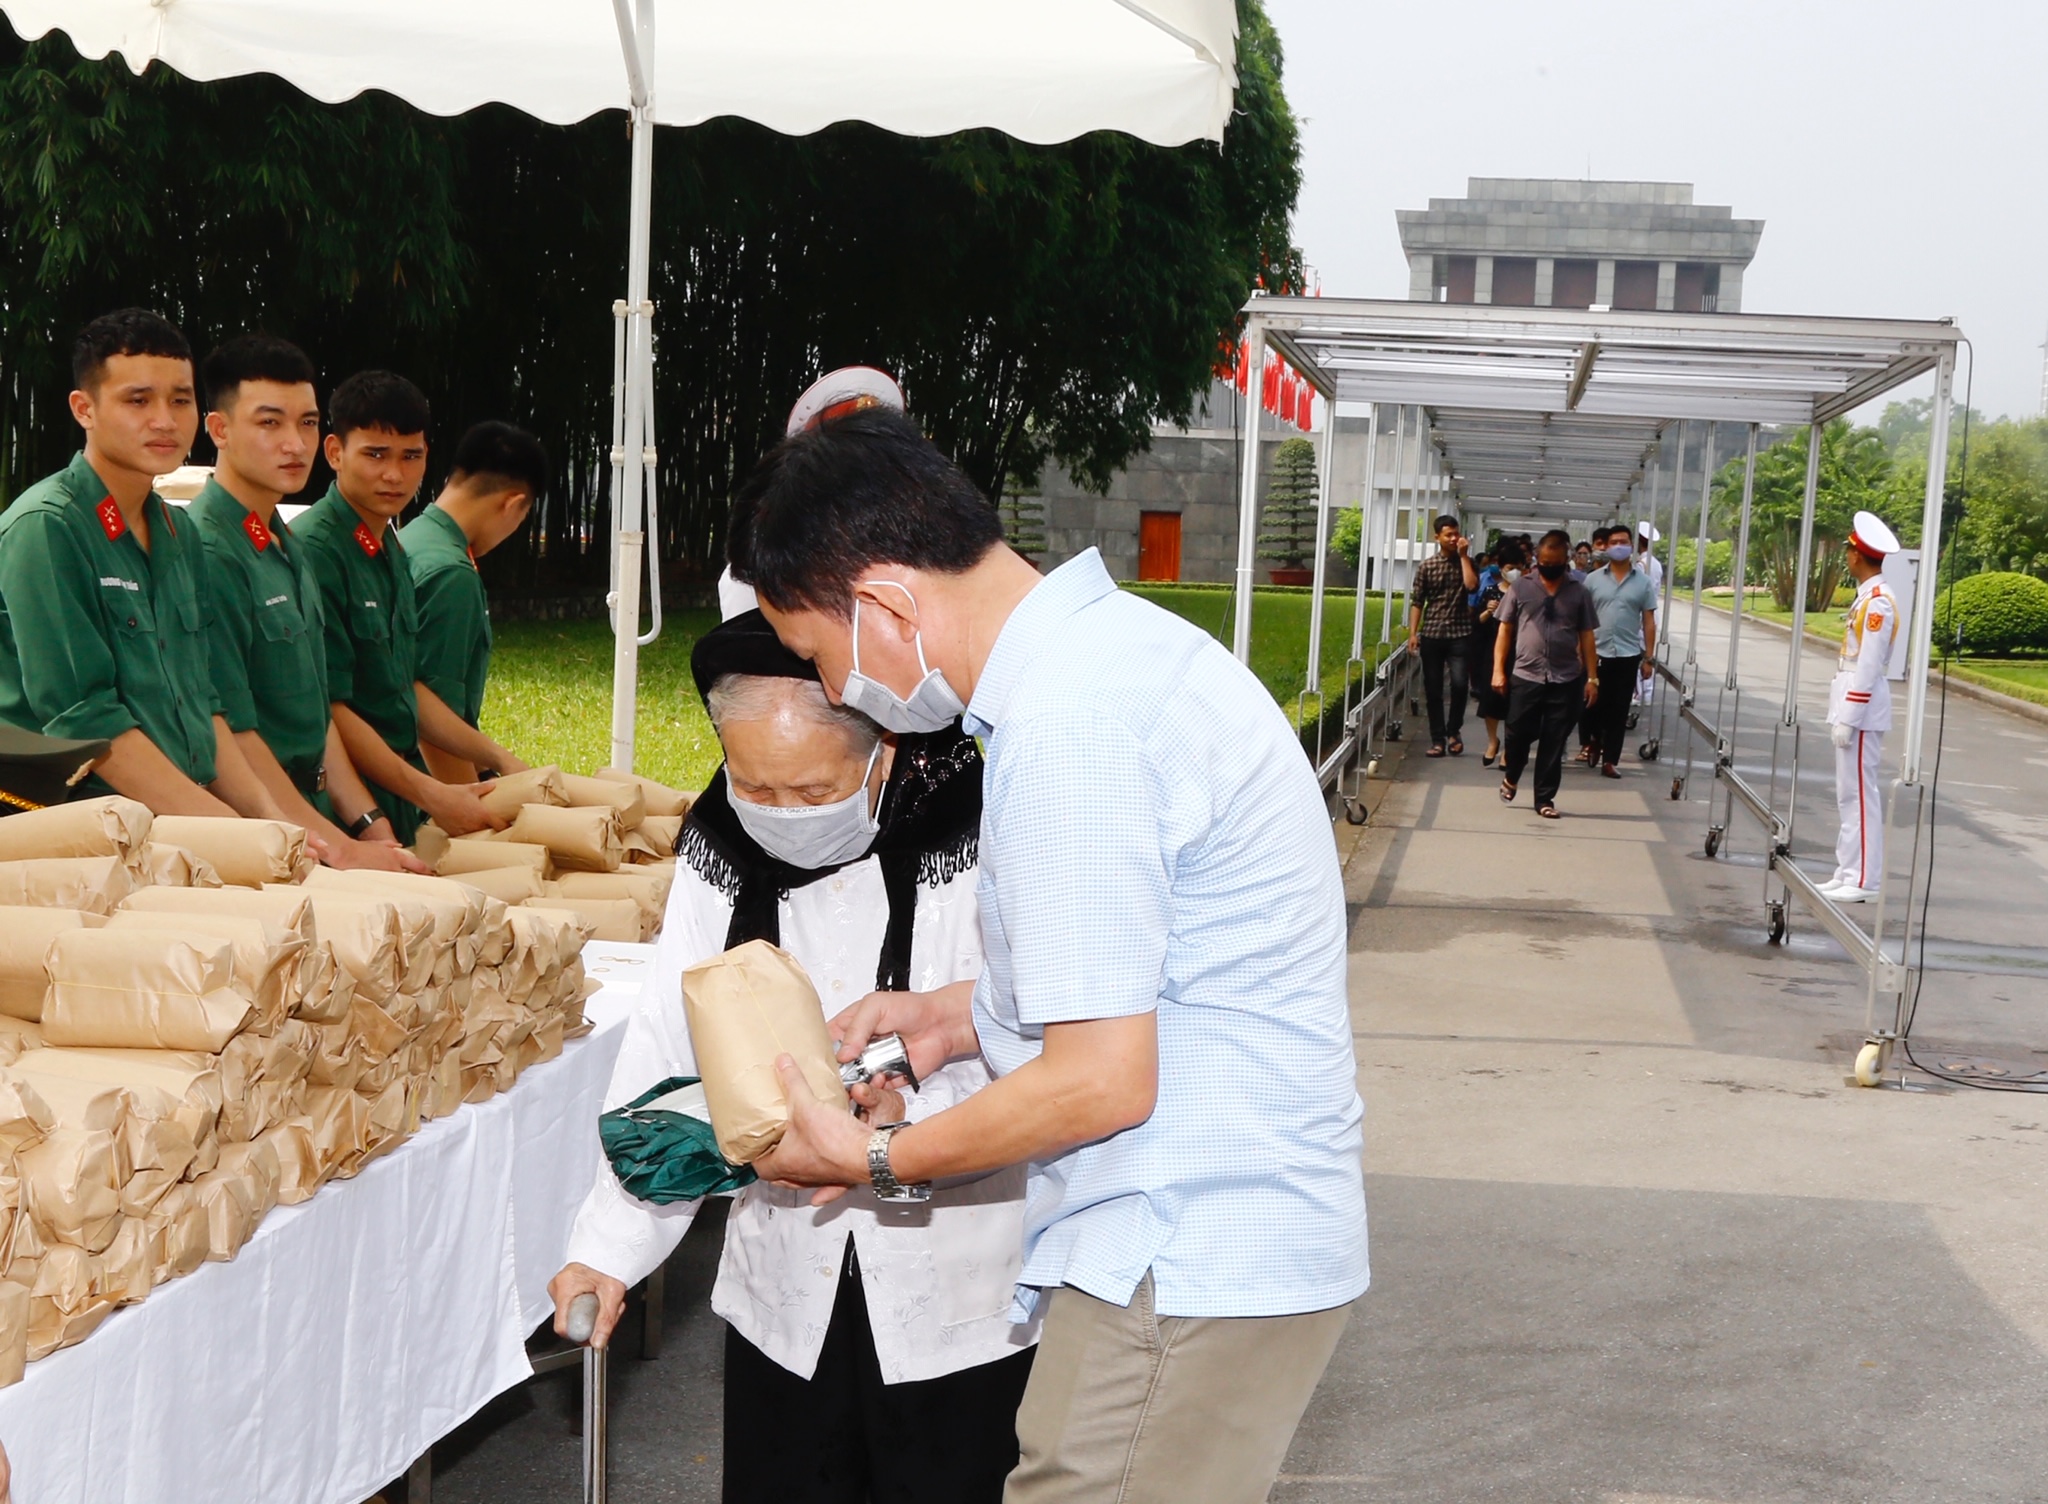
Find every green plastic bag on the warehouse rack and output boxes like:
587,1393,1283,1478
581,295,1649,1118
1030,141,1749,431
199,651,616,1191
599,1075,757,1203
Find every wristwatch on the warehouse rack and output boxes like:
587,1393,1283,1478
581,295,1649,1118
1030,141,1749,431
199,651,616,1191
866,1122,931,1203
346,809,385,839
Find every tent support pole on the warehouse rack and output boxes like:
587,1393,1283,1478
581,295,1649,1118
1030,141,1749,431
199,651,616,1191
1675,426,1716,802
608,0,658,773
1381,406,1407,651
1304,391,1337,696
1231,324,1267,665
1349,404,1380,669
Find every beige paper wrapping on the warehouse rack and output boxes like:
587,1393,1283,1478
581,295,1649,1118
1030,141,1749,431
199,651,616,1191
0,1073,52,1154
148,816,315,887
446,865,545,905
215,1137,281,1222
11,1065,192,1219
521,896,639,943
293,941,356,1025
148,1181,208,1280
282,893,402,1004
105,912,306,1032
27,1244,111,1360
22,1048,223,1155
118,885,314,943
438,838,552,879
257,1120,324,1205
412,820,451,869
0,1018,37,1066
506,903,593,970
549,870,669,938
0,1278,26,1386
41,930,253,1052
19,1125,124,1251
309,1022,365,1091
99,1214,159,1304
477,765,569,820
595,767,695,818
624,814,684,862
559,773,646,830
0,907,105,1022
0,855,136,915
305,1085,372,1176
189,1165,260,1261
139,843,225,889
0,797,152,869
680,940,849,1164
506,804,623,873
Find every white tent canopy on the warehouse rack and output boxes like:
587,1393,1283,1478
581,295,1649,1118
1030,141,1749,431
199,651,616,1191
5,0,1237,770
4,1,1235,144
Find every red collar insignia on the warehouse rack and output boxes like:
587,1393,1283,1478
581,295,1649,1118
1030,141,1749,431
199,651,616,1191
96,496,127,542
353,522,383,559
241,511,272,552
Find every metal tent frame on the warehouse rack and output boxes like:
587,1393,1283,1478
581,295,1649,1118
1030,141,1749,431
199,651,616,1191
1234,297,1961,1074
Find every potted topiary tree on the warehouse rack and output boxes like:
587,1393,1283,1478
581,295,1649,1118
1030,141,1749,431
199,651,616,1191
1260,436,1319,585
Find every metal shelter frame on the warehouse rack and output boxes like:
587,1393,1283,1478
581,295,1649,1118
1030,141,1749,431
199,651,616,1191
1234,297,1961,1074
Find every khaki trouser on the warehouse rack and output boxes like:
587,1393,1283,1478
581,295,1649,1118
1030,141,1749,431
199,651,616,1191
1005,1274,1352,1504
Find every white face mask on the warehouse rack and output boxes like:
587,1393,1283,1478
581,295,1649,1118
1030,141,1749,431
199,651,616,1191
840,583,966,734
729,742,883,870
1608,544,1634,563
1502,568,1523,584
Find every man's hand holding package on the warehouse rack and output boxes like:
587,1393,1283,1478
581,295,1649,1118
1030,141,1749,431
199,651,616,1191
758,1054,873,1205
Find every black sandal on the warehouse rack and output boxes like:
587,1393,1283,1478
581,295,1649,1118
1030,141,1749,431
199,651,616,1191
1426,743,1446,758
1499,778,1517,803
1447,737,1465,756
1537,803,1561,819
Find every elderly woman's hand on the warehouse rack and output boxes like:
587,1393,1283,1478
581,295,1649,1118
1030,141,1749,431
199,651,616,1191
852,1083,906,1126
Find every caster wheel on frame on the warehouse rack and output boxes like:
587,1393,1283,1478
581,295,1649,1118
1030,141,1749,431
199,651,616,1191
1343,798,1368,826
1853,1041,1887,1088
1639,738,1660,762
1766,902,1786,945
1703,826,1723,858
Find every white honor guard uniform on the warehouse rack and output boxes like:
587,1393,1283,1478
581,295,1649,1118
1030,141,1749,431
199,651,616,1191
1822,512,1902,900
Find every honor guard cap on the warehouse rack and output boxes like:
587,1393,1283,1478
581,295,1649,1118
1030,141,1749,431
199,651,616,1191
1635,522,1660,543
1848,511,1900,562
785,366,905,437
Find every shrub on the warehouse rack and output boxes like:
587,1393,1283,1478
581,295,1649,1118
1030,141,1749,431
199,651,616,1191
1673,538,1734,588
1933,571,2048,655
1331,506,1363,569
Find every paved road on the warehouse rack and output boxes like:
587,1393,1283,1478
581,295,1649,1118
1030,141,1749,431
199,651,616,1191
420,626,2048,1503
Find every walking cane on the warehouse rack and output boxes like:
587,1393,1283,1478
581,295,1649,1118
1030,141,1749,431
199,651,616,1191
566,1292,608,1504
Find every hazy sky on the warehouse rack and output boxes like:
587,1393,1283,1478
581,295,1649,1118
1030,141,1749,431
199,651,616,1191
1261,0,2048,422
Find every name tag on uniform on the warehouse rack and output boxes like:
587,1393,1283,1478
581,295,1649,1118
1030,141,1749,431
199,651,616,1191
98,576,141,592
264,594,289,607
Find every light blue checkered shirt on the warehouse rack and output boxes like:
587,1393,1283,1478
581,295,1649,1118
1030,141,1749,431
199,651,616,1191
965,550,1368,1320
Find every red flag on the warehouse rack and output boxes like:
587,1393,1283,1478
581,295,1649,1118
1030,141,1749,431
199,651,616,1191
1234,341,1249,394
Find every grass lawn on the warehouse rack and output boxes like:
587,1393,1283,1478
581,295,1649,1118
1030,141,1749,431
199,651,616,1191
482,585,1403,788
1702,600,2048,710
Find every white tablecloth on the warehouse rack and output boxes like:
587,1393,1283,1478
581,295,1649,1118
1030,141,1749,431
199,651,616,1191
0,940,655,1504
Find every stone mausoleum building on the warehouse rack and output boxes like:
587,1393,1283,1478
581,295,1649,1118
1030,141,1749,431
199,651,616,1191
1035,178,1763,583
1399,178,1762,313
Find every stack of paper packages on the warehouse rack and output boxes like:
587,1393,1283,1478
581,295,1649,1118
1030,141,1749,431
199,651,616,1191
0,767,687,1383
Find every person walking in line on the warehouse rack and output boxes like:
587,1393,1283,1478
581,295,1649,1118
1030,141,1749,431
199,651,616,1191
1574,526,1613,766
1582,528,1659,778
1494,530,1598,819
1407,514,1478,758
1469,537,1522,766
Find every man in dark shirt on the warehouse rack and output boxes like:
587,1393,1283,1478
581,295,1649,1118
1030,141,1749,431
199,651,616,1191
1492,529,1599,819
1405,515,1478,756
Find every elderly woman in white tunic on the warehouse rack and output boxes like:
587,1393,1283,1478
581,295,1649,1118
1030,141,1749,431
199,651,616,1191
549,609,1032,1503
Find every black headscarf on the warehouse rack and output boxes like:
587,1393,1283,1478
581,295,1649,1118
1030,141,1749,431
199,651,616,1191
676,610,981,991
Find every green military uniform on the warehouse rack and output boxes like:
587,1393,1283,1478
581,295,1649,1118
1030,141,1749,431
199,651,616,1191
398,504,492,727
191,480,334,813
0,453,218,794
298,483,426,842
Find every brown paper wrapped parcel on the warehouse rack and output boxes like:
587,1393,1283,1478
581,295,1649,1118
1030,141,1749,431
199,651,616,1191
0,908,105,1021
559,773,646,830
595,767,694,818
40,930,253,1052
680,940,848,1164
521,896,639,943
506,803,624,873
437,838,553,880
0,797,152,869
0,855,135,915
478,765,568,821
148,816,314,887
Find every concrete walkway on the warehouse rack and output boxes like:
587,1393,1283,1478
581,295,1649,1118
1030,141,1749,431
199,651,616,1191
1280,631,2048,1502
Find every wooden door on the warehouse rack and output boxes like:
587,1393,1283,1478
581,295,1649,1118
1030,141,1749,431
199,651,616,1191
1138,511,1182,582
